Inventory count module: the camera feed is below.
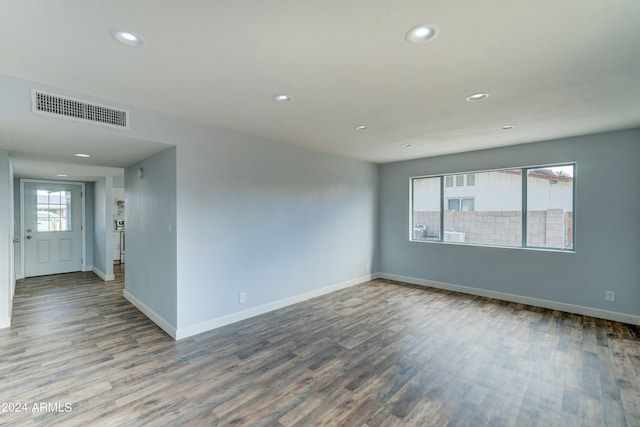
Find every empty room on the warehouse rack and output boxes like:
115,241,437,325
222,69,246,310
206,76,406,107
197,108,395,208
1,1,639,425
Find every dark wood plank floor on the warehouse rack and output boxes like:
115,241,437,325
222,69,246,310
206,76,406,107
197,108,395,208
1,266,640,426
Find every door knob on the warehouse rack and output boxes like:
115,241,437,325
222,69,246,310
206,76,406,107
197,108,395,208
26,235,32,240
12,239,19,243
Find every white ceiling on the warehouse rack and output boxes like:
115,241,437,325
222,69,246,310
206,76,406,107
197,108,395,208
0,116,172,180
1,0,639,176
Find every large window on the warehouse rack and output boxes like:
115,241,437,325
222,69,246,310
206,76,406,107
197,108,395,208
411,164,575,250
412,176,441,241
526,166,574,250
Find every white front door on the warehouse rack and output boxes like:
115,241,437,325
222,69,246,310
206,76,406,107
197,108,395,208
23,181,83,277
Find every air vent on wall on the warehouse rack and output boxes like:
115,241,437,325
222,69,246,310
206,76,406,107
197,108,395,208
31,89,129,129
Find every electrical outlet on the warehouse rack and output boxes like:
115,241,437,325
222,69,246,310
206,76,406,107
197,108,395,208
239,292,247,304
605,291,615,302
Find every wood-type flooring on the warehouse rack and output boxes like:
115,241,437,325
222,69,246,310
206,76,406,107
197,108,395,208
1,265,640,426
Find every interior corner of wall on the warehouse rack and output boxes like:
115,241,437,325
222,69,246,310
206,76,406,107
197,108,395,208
123,289,177,340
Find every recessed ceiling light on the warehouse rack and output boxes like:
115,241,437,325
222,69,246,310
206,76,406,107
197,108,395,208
405,24,439,44
466,93,489,102
501,124,514,130
401,143,413,148
273,94,292,102
109,29,144,47
355,125,369,131
56,174,68,177
74,153,90,158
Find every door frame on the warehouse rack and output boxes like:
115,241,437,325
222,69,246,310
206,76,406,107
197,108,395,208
20,179,86,277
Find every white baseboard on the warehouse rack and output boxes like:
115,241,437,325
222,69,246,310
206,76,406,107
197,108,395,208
123,290,177,339
92,266,115,281
17,265,94,280
378,273,640,326
175,273,375,340
0,317,10,329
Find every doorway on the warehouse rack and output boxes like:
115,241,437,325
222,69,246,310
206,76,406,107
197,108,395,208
20,180,85,277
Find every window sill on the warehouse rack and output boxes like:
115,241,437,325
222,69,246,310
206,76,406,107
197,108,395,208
409,239,576,253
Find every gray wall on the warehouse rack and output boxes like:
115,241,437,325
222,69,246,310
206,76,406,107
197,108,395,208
0,152,12,327
93,177,113,279
8,73,637,335
175,133,378,331
13,180,20,278
84,183,94,269
379,128,640,317
125,147,177,327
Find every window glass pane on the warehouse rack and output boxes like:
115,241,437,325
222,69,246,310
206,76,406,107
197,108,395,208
412,177,441,241
527,165,574,249
444,170,522,246
455,175,464,186
36,189,72,232
462,198,474,211
445,176,453,188
37,210,50,232
447,199,460,211
466,173,476,186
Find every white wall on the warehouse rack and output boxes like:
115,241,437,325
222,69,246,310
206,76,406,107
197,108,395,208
414,170,573,212
412,177,440,211
527,177,573,211
456,171,521,211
